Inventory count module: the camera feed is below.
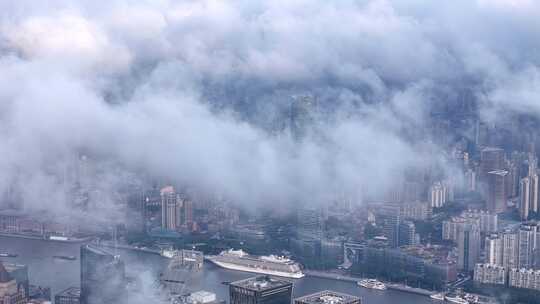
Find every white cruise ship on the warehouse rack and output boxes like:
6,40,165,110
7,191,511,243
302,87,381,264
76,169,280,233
206,249,305,279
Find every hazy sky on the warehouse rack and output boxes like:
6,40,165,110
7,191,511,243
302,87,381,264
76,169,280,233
1,0,539,215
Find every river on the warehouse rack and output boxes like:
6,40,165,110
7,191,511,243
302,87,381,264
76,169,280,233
0,236,433,304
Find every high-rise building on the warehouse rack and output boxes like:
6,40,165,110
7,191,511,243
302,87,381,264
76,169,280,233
502,232,519,270
442,216,482,242
55,287,80,304
381,212,400,248
398,221,417,246
485,235,503,266
518,224,538,269
0,262,25,304
297,207,324,240
480,147,505,178
486,170,508,213
505,161,520,199
183,199,194,226
161,186,181,231
520,177,531,220
399,201,431,221
462,210,498,233
457,223,480,272
294,290,361,304
465,168,477,192
429,181,448,208
80,245,127,304
229,276,293,304
530,174,539,214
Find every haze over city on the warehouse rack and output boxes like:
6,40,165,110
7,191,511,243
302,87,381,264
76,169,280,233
1,1,540,304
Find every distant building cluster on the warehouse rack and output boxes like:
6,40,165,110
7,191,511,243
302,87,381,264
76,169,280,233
350,241,457,290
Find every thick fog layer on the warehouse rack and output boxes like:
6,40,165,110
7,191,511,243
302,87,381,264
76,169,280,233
1,0,539,215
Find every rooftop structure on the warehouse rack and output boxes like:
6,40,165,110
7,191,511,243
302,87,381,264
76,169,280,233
55,287,81,304
229,276,293,304
230,276,292,291
294,290,361,304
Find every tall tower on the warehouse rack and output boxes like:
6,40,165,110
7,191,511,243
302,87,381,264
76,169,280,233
161,186,180,231
457,223,480,272
520,177,531,220
485,234,503,266
297,207,324,240
518,224,537,269
183,200,194,226
502,232,518,270
480,147,505,178
80,245,127,304
487,170,508,213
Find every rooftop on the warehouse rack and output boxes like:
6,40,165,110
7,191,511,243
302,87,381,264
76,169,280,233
56,287,81,298
230,276,292,291
294,290,360,304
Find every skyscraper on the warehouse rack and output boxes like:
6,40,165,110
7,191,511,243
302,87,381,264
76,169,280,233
480,147,505,178
297,207,324,240
457,223,480,272
519,154,539,219
502,231,519,270
398,220,417,246
183,199,194,226
161,186,180,231
518,224,538,269
80,245,127,304
520,177,531,220
485,234,503,266
229,276,292,304
429,181,448,208
486,170,508,213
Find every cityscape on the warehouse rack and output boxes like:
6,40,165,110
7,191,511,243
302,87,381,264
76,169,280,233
1,1,540,304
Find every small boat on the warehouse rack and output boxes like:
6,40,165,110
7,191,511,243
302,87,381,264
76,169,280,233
0,252,17,258
429,293,445,301
357,279,387,290
445,295,469,304
221,281,231,285
53,255,77,261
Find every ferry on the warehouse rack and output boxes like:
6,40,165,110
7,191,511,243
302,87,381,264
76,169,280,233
357,279,387,290
53,255,77,261
0,252,17,258
206,249,304,279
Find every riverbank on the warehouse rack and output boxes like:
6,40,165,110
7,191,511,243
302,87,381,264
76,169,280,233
304,270,436,297
97,241,162,255
0,232,93,243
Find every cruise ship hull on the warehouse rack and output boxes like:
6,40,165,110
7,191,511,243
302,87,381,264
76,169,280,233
206,257,305,279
